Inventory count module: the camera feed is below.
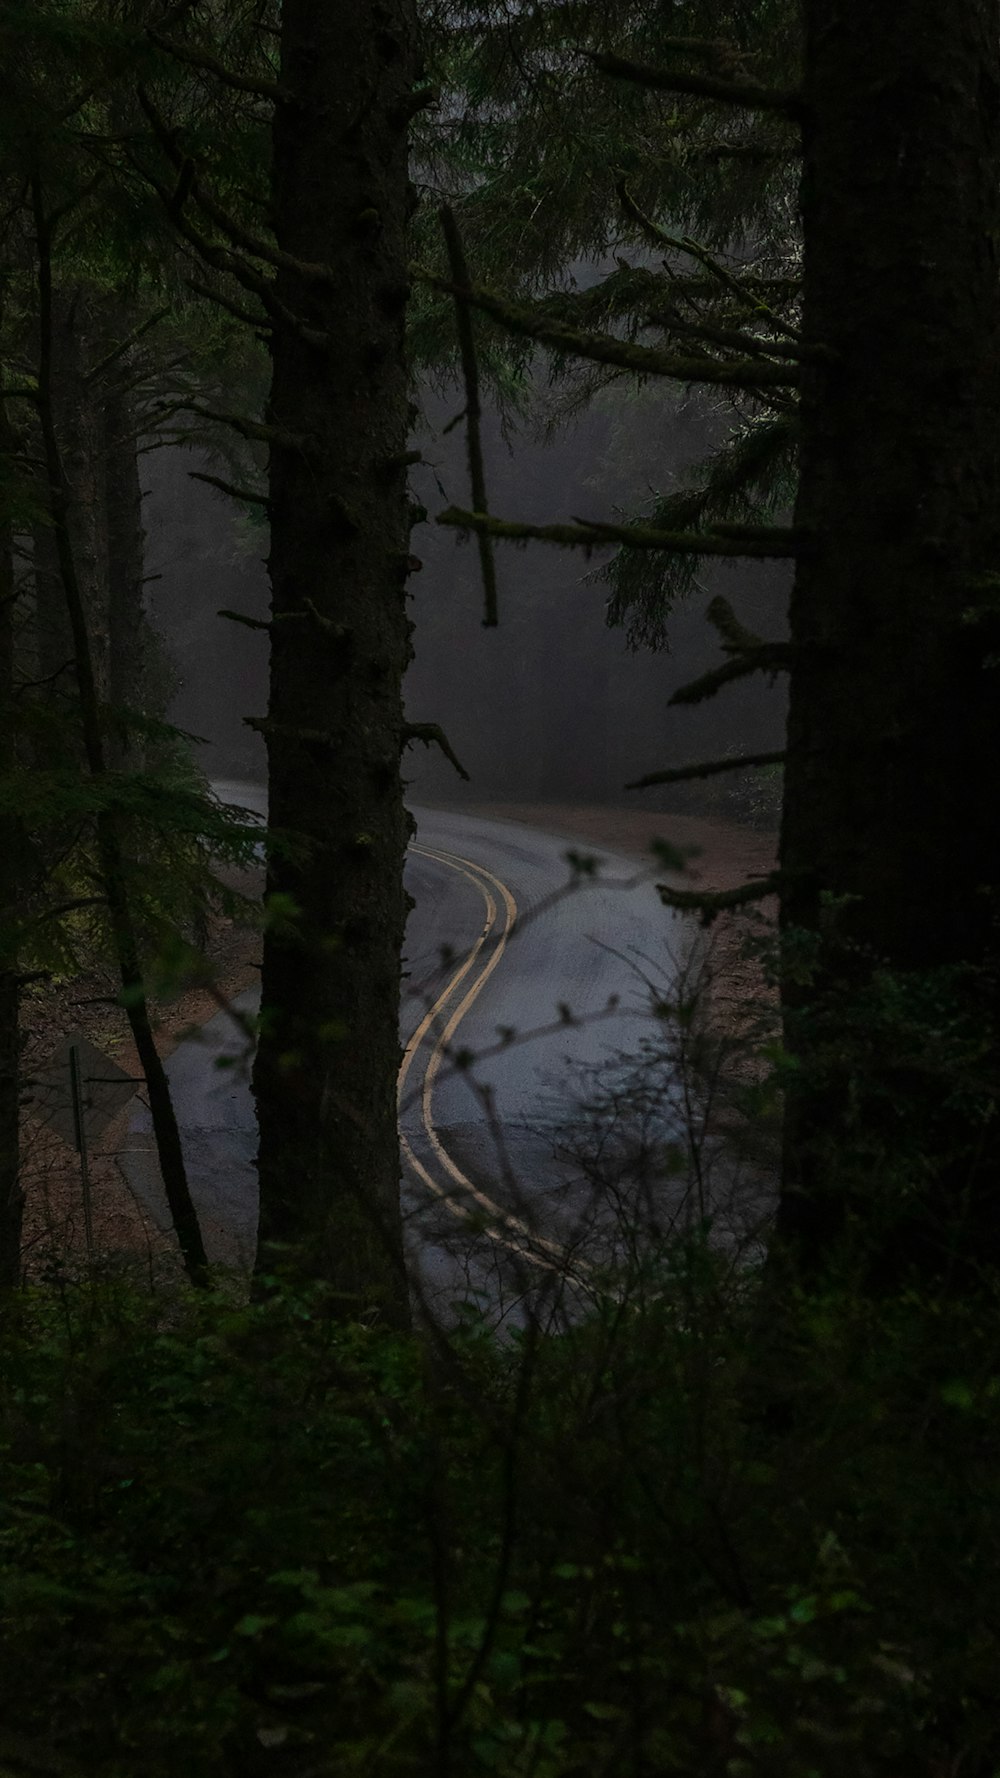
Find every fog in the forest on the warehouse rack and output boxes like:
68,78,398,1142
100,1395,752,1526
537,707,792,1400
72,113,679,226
143,380,788,820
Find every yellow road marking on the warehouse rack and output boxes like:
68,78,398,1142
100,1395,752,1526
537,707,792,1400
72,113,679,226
399,842,586,1275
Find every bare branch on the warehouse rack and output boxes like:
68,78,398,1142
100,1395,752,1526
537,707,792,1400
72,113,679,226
618,182,805,344
437,506,804,559
669,645,791,706
439,206,497,627
628,750,786,790
219,608,270,631
402,721,470,781
190,471,269,507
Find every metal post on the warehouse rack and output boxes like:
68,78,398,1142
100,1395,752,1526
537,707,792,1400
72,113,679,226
68,1043,93,1259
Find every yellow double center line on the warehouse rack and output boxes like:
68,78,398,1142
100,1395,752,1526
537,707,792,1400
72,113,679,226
398,843,581,1274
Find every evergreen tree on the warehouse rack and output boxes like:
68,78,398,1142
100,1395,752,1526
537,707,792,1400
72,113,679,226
250,0,419,1319
774,0,1000,1282
420,1,1000,1286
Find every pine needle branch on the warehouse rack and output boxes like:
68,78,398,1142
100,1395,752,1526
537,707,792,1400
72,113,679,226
618,182,804,344
147,27,289,103
413,272,799,390
81,308,172,388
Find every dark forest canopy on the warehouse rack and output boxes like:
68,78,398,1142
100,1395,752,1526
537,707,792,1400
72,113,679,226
0,2,999,1771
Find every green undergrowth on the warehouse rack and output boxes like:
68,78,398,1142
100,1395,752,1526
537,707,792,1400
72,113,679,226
0,1253,998,1776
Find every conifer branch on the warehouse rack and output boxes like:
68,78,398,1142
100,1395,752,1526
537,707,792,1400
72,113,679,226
590,50,804,119
165,402,308,453
147,28,290,103
669,645,791,706
137,88,336,287
191,471,269,508
438,507,804,558
83,307,172,388
706,592,764,652
219,608,270,631
618,183,804,344
402,722,470,781
628,751,786,790
414,271,799,390
656,874,780,924
186,278,268,334
439,207,498,627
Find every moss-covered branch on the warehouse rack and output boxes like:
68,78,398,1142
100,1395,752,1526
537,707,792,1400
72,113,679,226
656,873,781,924
669,644,791,706
413,273,799,391
439,206,497,627
589,50,804,120
628,751,786,790
191,472,269,508
402,722,470,781
438,507,804,559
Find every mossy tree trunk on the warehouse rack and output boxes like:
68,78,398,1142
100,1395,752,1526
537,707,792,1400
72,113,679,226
0,388,24,1289
105,381,148,769
776,0,1000,1281
252,0,418,1321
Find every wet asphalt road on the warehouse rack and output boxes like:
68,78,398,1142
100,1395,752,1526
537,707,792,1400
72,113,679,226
120,787,695,1312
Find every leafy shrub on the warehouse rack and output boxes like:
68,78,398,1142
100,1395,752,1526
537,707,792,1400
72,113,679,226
1,1250,999,1776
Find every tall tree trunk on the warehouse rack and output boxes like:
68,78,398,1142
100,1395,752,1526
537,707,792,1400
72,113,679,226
252,0,418,1323
32,178,209,1288
776,0,1000,1281
0,387,24,1289
105,382,148,769
53,291,112,697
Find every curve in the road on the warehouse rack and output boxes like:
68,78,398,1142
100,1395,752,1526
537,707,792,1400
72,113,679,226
399,843,587,1277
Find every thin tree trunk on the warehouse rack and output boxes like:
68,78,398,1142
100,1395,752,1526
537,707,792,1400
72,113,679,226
32,175,209,1288
105,381,148,769
0,385,24,1289
776,0,1000,1281
252,0,419,1323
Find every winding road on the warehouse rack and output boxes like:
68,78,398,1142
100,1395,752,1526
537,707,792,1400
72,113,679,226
121,789,700,1311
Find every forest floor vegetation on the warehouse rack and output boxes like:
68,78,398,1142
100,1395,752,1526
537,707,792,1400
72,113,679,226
0,1241,997,1776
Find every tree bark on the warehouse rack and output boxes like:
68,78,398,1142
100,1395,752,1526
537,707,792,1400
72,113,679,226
252,0,418,1323
105,381,148,768
0,387,24,1289
776,0,1000,1281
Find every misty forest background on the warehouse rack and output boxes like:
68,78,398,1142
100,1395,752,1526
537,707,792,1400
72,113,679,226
1,2,999,1774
